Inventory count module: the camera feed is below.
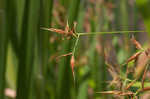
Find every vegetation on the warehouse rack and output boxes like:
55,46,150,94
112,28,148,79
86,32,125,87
0,0,150,99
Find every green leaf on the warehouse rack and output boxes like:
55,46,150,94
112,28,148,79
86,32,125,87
136,0,150,35
16,0,40,99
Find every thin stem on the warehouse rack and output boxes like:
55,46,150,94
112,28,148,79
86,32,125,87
41,28,145,36
77,30,145,36
71,35,80,90
72,35,80,56
141,64,149,89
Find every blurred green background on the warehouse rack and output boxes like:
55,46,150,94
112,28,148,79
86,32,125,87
1,0,150,99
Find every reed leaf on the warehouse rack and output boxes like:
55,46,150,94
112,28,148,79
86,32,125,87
57,0,80,99
16,0,40,99
0,1,8,99
136,0,150,36
35,0,53,99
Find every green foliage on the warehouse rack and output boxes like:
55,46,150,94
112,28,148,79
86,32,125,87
0,2,8,99
16,0,40,99
136,0,150,35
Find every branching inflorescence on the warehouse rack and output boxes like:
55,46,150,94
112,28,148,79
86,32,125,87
41,21,149,98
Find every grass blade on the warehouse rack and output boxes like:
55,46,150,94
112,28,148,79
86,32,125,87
136,0,150,36
0,2,8,99
16,0,40,99
57,0,81,99
35,0,53,99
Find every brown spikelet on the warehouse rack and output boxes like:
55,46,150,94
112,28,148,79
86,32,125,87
141,64,149,89
56,52,72,60
126,51,141,64
65,20,70,33
71,22,77,33
70,56,75,82
96,91,121,95
145,48,150,57
48,28,65,34
134,51,149,78
125,79,137,90
96,91,133,96
138,87,150,92
41,21,78,38
131,36,143,50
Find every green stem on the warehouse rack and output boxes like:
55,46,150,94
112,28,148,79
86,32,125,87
77,30,145,36
16,0,40,99
0,4,8,99
72,35,80,56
